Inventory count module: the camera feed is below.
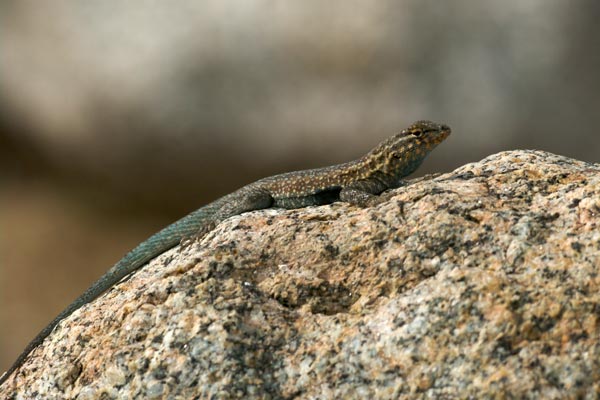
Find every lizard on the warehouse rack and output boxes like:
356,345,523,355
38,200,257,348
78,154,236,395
0,120,450,386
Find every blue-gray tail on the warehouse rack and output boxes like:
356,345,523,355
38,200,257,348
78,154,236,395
0,205,213,386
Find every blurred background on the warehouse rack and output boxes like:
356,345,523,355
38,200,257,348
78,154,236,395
1,0,599,371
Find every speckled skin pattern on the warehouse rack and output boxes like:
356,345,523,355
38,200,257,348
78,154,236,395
0,120,450,386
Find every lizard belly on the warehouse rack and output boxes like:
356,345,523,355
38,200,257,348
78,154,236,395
272,188,341,209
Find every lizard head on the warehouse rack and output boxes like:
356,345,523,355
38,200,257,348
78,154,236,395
369,120,451,179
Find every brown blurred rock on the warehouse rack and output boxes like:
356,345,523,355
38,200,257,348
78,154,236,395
2,150,600,398
2,1,600,188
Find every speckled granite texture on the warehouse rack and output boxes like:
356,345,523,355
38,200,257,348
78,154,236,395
2,150,600,399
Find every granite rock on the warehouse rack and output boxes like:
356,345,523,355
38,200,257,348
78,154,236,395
2,150,600,399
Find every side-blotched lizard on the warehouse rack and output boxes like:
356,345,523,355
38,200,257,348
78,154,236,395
0,120,450,386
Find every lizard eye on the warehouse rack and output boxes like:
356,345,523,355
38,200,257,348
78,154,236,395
411,128,423,137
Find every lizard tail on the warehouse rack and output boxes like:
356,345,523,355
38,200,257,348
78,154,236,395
0,205,215,387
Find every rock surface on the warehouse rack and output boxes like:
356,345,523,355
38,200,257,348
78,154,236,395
2,150,600,399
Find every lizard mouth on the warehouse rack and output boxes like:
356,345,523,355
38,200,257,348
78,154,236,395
436,124,451,142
